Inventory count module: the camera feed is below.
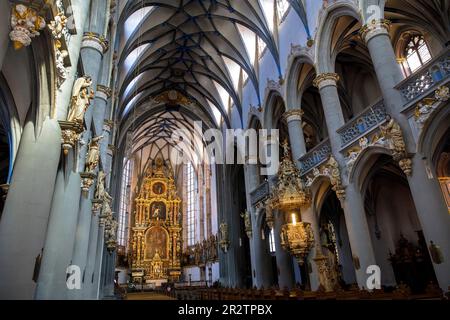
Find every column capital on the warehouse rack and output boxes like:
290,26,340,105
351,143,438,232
360,19,391,44
283,109,304,123
313,73,340,89
82,32,109,54
96,85,112,101
103,119,114,131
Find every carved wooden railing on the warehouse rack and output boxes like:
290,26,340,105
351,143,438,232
337,100,387,149
397,48,450,103
298,139,332,175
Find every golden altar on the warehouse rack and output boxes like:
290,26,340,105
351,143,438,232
130,158,182,283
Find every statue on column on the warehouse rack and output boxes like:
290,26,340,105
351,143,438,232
85,136,104,173
95,171,106,200
67,76,94,124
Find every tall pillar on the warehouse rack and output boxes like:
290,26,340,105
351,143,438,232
35,171,82,299
83,211,100,299
361,20,450,290
301,206,321,290
283,109,307,167
314,74,377,288
251,209,275,288
69,190,95,299
273,211,295,289
243,165,258,287
90,220,105,299
0,119,61,299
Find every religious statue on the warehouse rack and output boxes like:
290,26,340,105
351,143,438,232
359,136,369,149
327,156,341,186
305,176,314,187
95,171,106,200
67,76,94,124
153,207,161,219
102,191,113,221
55,41,69,87
194,243,202,265
177,210,182,225
48,12,67,39
240,210,252,238
85,136,104,173
209,235,218,261
219,222,230,252
381,115,407,157
346,148,360,170
281,139,290,158
105,216,119,252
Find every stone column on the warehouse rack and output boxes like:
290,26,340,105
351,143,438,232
252,208,274,288
244,162,274,289
69,191,95,299
301,206,321,291
80,33,108,129
283,109,307,167
243,165,258,287
83,211,100,299
35,170,82,300
0,119,61,299
361,20,450,290
314,74,377,288
90,220,105,299
273,211,295,289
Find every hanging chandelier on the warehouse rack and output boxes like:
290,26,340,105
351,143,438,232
269,140,314,265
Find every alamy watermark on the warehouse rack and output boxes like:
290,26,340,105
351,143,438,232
66,265,81,290
170,121,280,176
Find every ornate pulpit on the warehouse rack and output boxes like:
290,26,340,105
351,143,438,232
130,158,182,284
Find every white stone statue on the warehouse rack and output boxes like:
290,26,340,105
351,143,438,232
55,42,69,87
95,171,106,200
359,136,369,149
346,150,360,171
48,12,67,40
85,136,104,173
67,76,94,124
305,176,314,187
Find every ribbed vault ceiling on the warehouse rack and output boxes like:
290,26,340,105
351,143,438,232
116,0,309,164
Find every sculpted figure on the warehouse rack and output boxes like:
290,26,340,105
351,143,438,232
95,171,106,200
381,115,407,156
67,76,94,124
86,136,104,173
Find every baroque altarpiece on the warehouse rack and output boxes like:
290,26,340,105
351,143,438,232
130,159,182,283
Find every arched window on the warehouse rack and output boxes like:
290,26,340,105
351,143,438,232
186,162,196,246
118,160,133,248
269,228,276,253
404,35,432,73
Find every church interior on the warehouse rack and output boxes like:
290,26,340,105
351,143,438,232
0,0,449,301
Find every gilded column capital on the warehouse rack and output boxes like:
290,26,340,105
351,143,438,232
96,85,112,101
103,119,114,131
82,32,109,54
313,73,340,90
360,19,391,43
283,109,304,123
